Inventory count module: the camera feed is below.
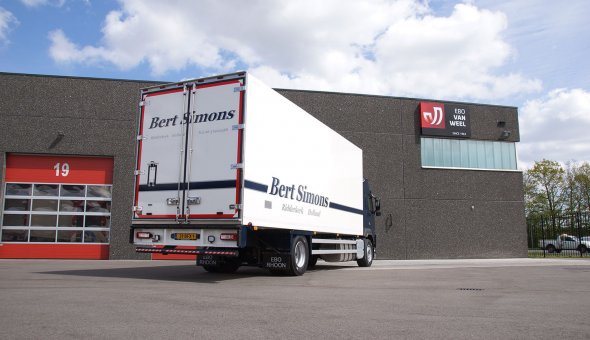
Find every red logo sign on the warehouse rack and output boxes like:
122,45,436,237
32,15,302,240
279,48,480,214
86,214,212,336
420,102,445,129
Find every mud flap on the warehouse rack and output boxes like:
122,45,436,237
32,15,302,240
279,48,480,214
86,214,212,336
262,253,291,270
197,254,221,266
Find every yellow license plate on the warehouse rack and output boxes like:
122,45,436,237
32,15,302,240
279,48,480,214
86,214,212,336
172,233,199,240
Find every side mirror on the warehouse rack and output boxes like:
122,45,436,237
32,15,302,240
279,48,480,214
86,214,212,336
374,197,381,217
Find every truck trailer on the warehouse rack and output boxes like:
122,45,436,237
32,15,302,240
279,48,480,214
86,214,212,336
130,72,381,275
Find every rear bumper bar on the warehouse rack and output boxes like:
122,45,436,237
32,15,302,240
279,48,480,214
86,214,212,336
136,247,239,256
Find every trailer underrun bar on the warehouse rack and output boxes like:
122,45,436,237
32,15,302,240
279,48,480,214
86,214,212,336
136,247,239,256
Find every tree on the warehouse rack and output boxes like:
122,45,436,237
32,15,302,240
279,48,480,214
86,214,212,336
526,159,565,232
574,163,590,212
523,170,545,217
563,161,582,214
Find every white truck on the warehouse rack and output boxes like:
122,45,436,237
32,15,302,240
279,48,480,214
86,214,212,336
130,72,381,275
539,234,589,254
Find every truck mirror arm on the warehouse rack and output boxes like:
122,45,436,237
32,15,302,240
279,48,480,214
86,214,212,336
371,194,382,217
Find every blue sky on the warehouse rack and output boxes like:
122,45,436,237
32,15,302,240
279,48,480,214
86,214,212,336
1,0,589,168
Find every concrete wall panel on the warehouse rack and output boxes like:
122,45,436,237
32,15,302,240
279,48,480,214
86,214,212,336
404,199,527,259
0,74,159,259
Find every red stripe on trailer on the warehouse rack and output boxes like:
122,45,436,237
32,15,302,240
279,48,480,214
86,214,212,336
134,96,145,216
146,87,186,97
187,214,235,219
234,87,245,215
151,246,197,260
196,79,240,89
136,214,178,219
136,247,238,256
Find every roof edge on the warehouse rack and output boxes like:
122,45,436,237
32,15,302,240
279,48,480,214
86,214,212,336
275,87,518,109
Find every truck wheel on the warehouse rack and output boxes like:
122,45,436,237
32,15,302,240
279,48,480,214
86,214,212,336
546,245,556,253
288,236,309,276
357,238,374,267
578,245,588,254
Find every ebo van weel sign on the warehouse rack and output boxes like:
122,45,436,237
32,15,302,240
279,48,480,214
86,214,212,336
420,102,471,138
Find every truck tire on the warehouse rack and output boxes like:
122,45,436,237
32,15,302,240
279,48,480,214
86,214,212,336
203,265,219,273
288,236,309,276
357,238,374,267
546,244,556,253
578,245,588,254
307,255,319,269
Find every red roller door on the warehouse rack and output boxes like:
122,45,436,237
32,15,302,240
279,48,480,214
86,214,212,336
1,154,113,259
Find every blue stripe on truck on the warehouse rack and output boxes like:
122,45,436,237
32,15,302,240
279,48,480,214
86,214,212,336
139,180,236,192
244,180,268,193
244,180,363,215
328,202,364,215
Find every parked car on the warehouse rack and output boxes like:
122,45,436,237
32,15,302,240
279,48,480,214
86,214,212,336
539,234,589,253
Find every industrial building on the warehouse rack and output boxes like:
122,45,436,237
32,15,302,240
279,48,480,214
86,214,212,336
0,72,526,260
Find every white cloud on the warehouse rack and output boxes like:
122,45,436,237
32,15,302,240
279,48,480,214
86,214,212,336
47,0,541,101
475,0,590,92
0,7,18,44
519,88,590,168
20,0,66,8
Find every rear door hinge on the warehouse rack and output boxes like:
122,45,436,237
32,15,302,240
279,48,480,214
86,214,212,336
234,86,246,92
230,204,243,210
232,124,245,131
134,170,145,176
231,163,244,170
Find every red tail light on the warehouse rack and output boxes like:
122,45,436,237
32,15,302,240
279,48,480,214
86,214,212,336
220,233,238,241
136,232,152,239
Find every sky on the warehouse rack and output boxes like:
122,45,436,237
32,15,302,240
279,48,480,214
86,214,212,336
0,0,589,169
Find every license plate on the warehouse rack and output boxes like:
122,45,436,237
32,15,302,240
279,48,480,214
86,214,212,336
171,232,199,240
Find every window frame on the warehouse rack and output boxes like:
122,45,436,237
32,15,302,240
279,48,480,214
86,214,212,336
421,137,520,172
1,182,112,244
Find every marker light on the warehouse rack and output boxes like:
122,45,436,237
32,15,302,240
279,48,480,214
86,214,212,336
220,233,238,241
136,232,152,239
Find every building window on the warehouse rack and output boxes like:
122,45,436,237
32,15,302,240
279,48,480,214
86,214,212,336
421,137,517,170
1,183,111,244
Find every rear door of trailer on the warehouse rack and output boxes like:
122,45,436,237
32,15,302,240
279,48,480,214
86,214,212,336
133,76,245,223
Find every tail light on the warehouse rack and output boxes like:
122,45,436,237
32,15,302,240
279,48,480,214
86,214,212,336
220,233,238,241
136,232,152,239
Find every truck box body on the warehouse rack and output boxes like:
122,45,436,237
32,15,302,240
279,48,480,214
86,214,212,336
133,72,363,237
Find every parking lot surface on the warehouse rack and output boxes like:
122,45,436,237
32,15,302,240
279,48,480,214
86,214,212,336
1,258,589,339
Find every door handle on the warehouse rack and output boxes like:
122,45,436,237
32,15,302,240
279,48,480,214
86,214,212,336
147,161,158,187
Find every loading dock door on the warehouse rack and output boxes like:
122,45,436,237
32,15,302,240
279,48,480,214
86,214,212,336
0,154,113,259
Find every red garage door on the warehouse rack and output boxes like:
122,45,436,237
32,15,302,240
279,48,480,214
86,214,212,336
1,154,113,259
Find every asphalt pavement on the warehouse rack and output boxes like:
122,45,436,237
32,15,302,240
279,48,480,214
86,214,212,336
1,258,589,339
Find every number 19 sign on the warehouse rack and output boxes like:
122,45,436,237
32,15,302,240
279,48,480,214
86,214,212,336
53,162,70,177
5,154,113,185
